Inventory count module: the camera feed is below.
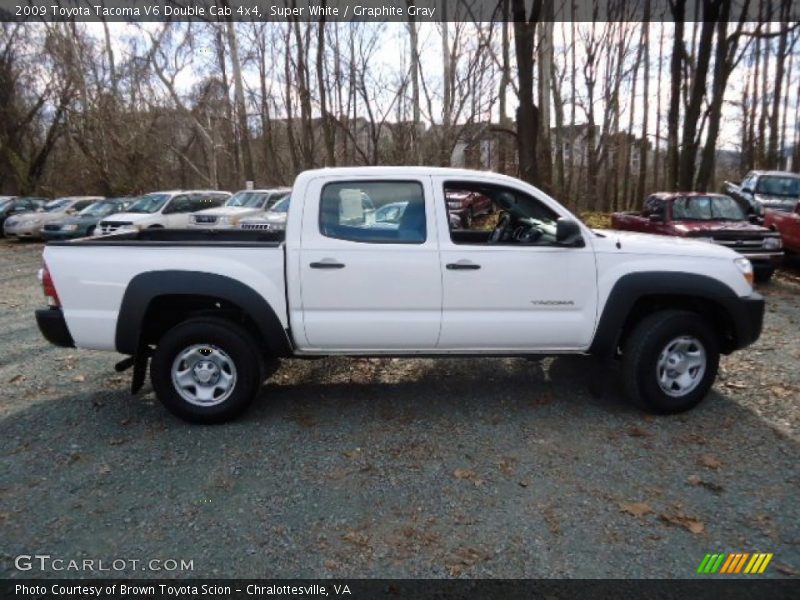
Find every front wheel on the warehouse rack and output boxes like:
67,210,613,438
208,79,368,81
150,318,263,423
621,310,720,414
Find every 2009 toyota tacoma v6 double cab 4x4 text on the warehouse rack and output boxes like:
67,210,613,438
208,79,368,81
36,167,764,423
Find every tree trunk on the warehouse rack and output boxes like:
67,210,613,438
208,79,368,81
225,19,255,184
636,9,650,204
667,1,685,190
512,0,544,187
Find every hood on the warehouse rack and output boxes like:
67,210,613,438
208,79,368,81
601,229,738,259
53,215,98,226
241,212,287,224
10,211,70,224
671,220,770,235
99,212,154,224
193,206,262,217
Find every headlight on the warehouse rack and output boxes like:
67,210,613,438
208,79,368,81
763,237,782,250
734,257,754,286
219,216,237,225
61,224,79,232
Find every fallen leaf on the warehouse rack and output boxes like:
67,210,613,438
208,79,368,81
699,454,722,469
518,480,530,488
324,559,338,570
687,474,724,494
619,502,653,517
98,464,111,475
454,468,476,480
660,513,705,534
628,426,652,438
109,438,126,446
73,374,86,383
342,448,362,459
8,374,24,384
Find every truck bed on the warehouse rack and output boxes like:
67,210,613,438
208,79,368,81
46,228,285,246
43,228,289,352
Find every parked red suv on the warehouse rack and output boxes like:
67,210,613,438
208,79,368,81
446,190,494,228
611,192,783,281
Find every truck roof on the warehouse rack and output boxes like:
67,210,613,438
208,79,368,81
647,192,732,200
295,166,525,184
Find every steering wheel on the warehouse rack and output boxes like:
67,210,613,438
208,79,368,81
488,212,512,244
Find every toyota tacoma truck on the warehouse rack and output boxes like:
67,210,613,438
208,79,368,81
611,192,783,281
36,167,764,423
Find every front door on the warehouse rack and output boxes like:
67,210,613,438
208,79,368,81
434,177,598,351
297,176,443,351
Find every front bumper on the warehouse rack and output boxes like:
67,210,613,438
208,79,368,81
41,230,85,240
727,293,764,351
4,223,43,238
35,308,75,348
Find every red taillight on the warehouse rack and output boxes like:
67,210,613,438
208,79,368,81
42,262,61,307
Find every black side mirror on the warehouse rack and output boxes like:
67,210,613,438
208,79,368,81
556,217,584,247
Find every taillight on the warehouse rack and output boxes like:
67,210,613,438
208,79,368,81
41,262,61,307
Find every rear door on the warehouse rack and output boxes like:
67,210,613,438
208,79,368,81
296,176,442,351
434,177,598,351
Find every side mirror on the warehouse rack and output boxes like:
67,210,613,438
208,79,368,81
648,213,664,222
556,217,584,246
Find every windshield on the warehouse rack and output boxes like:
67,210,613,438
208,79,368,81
672,196,746,220
127,193,169,214
79,202,117,217
269,197,289,213
226,191,268,208
44,199,72,213
755,175,800,197
0,199,10,209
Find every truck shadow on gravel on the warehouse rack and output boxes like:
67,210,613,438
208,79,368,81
2,356,798,578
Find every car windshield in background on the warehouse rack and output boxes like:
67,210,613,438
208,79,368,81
270,198,290,213
226,191,268,208
43,199,72,212
79,202,116,217
672,195,746,220
127,193,169,213
755,176,800,197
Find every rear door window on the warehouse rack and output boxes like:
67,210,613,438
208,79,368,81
319,181,426,244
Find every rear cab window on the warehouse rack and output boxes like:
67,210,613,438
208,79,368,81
319,181,426,244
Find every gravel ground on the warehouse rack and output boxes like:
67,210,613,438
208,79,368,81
1,238,799,579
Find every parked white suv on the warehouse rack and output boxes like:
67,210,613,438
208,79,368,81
95,190,230,235
189,188,290,229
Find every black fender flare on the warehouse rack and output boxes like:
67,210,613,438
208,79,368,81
115,270,292,357
588,271,762,357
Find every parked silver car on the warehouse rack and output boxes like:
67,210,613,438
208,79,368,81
189,188,290,229
238,196,291,232
4,196,103,240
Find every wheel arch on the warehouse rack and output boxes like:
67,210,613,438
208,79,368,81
115,271,292,358
589,272,745,358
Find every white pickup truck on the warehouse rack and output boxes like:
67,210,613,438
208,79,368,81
36,167,764,423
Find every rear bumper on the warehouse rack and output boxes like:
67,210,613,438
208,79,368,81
728,293,764,351
35,308,75,348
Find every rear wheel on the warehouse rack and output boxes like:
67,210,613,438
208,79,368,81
150,318,263,423
622,310,720,414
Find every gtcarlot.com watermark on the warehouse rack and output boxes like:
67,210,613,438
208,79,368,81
14,554,194,572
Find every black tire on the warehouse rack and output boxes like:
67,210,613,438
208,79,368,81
150,318,263,424
621,310,720,414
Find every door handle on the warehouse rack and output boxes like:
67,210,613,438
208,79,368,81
310,260,345,269
446,262,481,270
